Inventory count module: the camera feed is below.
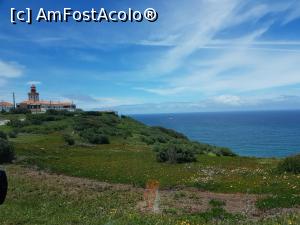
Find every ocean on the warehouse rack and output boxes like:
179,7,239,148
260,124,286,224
132,110,300,158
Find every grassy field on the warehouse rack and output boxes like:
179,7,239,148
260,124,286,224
1,165,299,225
12,133,300,195
0,112,299,224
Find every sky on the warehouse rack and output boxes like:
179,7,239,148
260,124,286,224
1,0,300,114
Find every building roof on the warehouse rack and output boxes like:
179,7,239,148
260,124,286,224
0,101,13,107
20,100,74,106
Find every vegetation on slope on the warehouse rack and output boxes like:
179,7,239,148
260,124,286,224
2,110,236,164
0,110,299,224
278,154,300,174
0,138,15,163
0,130,15,163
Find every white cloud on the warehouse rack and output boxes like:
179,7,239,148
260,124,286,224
135,86,188,96
92,97,142,108
63,94,143,110
0,60,24,79
27,81,41,85
144,0,241,75
142,0,300,76
145,46,300,96
194,48,300,93
213,95,242,106
282,2,300,24
136,0,300,97
104,95,300,114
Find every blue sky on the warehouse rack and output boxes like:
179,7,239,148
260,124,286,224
1,0,300,114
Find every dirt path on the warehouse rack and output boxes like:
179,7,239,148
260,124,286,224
6,165,299,219
152,189,260,216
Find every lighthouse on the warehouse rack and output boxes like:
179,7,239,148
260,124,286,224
17,85,76,112
28,85,40,102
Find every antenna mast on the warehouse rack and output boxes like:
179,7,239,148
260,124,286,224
12,92,16,109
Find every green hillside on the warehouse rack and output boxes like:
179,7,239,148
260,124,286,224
0,111,299,225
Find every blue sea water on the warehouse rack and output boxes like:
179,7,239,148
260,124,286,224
132,111,300,158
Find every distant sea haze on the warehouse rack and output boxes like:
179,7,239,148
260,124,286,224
132,110,300,158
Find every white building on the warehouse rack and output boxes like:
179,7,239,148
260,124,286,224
17,85,76,113
0,101,13,112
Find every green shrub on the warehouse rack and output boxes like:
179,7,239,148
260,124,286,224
140,136,155,145
18,121,68,134
180,142,208,155
87,134,110,145
82,111,117,117
74,118,103,131
78,128,97,138
83,111,103,116
278,154,300,174
256,194,300,210
63,134,75,146
141,134,169,145
153,126,188,140
26,115,44,125
209,199,226,208
8,119,27,128
8,130,18,138
46,109,74,117
25,114,66,126
0,131,7,140
198,207,239,222
0,138,15,163
10,108,31,114
155,144,197,164
215,147,237,157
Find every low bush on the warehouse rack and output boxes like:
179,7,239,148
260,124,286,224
153,126,188,140
10,108,31,114
8,130,18,138
8,119,27,128
1,109,8,114
46,110,74,117
140,136,155,145
209,199,226,208
198,207,240,222
278,154,300,174
155,144,197,164
29,118,43,125
215,147,237,157
25,114,66,126
141,134,169,145
19,122,68,134
87,134,110,145
82,111,117,117
82,111,104,116
256,194,300,210
63,134,75,146
74,118,104,131
0,131,7,140
0,138,15,163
